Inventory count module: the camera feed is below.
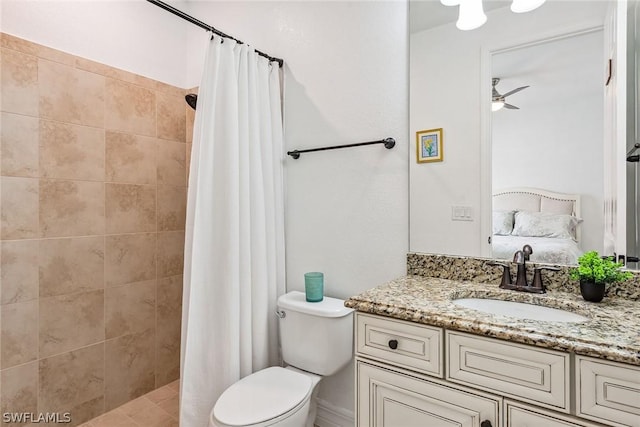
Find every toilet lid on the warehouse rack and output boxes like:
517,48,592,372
213,367,313,426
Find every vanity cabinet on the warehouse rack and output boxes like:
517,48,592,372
576,356,640,426
355,311,443,377
505,400,604,427
356,359,500,427
355,312,640,427
447,330,570,413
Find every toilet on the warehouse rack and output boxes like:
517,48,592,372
209,291,355,427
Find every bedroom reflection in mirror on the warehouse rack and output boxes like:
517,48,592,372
491,30,604,265
492,189,583,265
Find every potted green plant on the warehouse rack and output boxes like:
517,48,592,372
569,251,633,302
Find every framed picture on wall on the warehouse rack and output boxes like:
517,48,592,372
416,128,443,163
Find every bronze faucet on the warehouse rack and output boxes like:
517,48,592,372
513,244,533,288
488,245,559,293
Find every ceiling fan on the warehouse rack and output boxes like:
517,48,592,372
492,78,529,111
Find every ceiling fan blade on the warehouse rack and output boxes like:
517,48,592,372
502,85,529,98
504,103,519,110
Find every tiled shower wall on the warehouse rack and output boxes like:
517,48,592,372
0,33,192,426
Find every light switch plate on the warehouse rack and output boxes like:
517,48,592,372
452,205,473,221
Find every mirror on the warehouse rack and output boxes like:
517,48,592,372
490,29,603,265
409,0,639,268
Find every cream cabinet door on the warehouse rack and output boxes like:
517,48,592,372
506,400,606,427
356,359,500,427
576,356,640,427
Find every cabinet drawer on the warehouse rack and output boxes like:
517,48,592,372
505,400,604,427
576,356,640,427
447,330,570,412
356,313,443,377
356,358,500,427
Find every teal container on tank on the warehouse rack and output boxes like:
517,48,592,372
304,272,324,302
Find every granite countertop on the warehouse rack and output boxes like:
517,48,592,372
345,275,640,366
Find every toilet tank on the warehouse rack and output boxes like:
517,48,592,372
277,291,354,376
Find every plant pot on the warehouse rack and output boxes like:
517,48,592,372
580,280,605,302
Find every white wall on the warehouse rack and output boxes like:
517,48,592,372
492,30,604,255
1,0,189,87
185,1,409,418
410,2,608,257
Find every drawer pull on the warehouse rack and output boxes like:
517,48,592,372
480,421,492,427
388,339,398,350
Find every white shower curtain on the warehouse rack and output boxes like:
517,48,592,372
180,35,286,427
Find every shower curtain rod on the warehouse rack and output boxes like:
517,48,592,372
146,0,284,68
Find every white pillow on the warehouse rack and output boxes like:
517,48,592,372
492,210,515,235
511,211,581,240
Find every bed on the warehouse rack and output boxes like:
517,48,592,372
492,188,583,265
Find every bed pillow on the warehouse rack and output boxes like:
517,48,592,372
511,211,581,240
493,210,515,235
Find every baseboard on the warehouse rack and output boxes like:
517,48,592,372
314,398,355,427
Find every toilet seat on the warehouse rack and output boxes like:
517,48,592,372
212,367,313,426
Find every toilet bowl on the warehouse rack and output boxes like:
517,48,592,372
210,366,321,427
209,291,354,427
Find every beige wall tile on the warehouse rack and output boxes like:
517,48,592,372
39,343,105,424
157,142,185,186
75,56,152,93
156,233,184,278
157,186,186,231
186,143,192,183
104,330,155,410
1,361,38,424
156,275,182,386
1,48,38,116
40,120,105,181
105,79,155,137
36,44,76,66
38,59,104,128
104,233,156,287
1,112,39,177
39,290,104,358
157,91,186,143
1,33,39,56
134,74,180,95
105,280,155,339
39,179,105,238
1,240,38,305
105,184,156,234
39,236,105,297
1,300,38,369
105,132,157,185
1,177,39,240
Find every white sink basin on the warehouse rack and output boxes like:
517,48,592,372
452,298,589,322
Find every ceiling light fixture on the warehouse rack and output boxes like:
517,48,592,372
442,0,546,30
491,100,505,112
456,0,487,31
511,0,546,13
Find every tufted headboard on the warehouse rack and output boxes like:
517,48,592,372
493,187,581,242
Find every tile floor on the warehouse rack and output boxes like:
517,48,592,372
79,380,180,427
